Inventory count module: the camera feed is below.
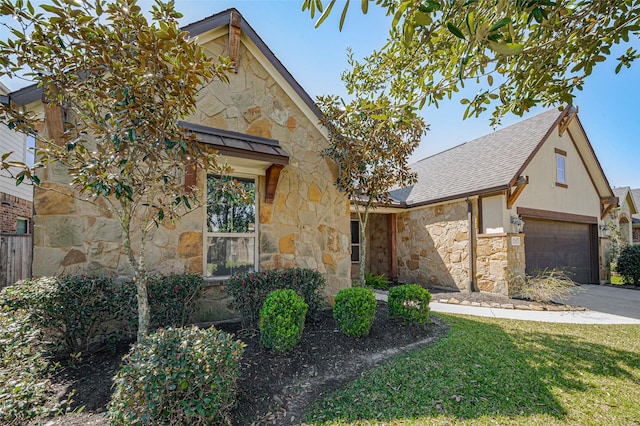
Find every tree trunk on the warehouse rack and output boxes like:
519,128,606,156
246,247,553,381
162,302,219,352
358,215,368,286
135,272,150,342
121,208,151,341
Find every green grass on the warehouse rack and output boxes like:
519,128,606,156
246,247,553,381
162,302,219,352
306,314,640,425
610,275,624,285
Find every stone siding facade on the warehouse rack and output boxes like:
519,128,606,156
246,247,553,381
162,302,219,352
476,233,525,295
396,201,470,290
32,31,351,321
366,213,389,277
1,193,32,234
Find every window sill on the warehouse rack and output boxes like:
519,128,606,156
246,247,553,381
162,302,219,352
555,182,568,188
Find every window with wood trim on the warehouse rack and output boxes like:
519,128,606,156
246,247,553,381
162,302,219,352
350,220,360,262
555,148,567,187
205,175,257,279
479,195,504,234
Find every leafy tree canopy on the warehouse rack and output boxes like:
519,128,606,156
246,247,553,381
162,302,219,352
303,0,640,124
319,55,427,284
0,0,233,338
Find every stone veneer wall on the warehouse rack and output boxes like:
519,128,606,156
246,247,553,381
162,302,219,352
475,233,525,295
32,32,351,321
396,201,470,290
366,213,389,277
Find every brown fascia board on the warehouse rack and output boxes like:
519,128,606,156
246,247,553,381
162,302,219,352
8,8,323,120
570,112,614,199
404,184,510,209
508,106,571,188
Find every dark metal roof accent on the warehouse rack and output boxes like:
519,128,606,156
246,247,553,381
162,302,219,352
9,8,322,120
0,94,9,106
6,83,40,106
180,121,289,165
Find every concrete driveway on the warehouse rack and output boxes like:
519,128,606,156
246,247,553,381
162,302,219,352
565,285,640,320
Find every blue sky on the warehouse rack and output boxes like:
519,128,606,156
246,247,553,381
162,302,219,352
2,0,639,188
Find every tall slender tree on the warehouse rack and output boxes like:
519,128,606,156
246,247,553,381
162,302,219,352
318,60,426,284
0,0,233,340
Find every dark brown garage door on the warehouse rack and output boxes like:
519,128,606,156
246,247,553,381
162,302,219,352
523,219,598,284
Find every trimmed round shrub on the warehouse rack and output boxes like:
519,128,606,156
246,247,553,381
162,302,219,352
616,244,640,285
108,326,245,426
227,268,325,329
333,287,377,337
259,289,308,351
388,284,432,324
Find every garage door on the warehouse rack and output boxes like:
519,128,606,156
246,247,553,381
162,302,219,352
523,219,598,284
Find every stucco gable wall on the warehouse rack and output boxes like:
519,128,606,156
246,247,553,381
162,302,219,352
32,29,351,302
512,128,601,219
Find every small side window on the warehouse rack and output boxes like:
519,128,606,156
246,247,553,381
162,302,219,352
555,148,567,187
16,217,29,234
350,220,360,262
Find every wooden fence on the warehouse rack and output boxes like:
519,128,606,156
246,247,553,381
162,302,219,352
1,234,32,288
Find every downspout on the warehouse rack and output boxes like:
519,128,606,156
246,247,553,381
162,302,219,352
466,197,475,292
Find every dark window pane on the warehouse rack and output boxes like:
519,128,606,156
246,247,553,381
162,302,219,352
206,236,255,277
351,220,359,244
351,245,360,262
207,175,255,233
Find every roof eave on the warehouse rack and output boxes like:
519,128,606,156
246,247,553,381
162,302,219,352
508,106,571,188
405,184,510,209
7,8,323,119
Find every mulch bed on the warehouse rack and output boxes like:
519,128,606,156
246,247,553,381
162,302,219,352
33,301,448,426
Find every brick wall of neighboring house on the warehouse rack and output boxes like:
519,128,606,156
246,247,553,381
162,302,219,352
0,193,32,234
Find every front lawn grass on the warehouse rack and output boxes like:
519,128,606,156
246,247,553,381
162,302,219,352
307,314,640,425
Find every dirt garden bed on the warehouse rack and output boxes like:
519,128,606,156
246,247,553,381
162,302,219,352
32,302,448,426
32,289,582,425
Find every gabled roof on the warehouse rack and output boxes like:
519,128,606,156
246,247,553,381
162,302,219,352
631,188,640,224
390,107,614,207
391,108,568,206
7,8,321,119
612,186,639,216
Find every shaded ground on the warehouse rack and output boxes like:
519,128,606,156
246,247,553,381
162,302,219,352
32,290,584,425
33,301,448,426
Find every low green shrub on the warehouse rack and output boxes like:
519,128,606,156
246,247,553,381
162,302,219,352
0,276,137,356
108,326,245,426
147,274,205,329
227,268,325,329
0,307,56,425
365,272,389,290
333,287,377,337
0,274,206,357
259,289,308,351
616,244,640,285
388,284,431,324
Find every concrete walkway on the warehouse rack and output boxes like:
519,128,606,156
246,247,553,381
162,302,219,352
375,292,640,325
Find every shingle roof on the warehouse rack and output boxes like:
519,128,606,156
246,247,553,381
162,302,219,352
612,187,631,199
390,107,566,206
631,188,640,223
